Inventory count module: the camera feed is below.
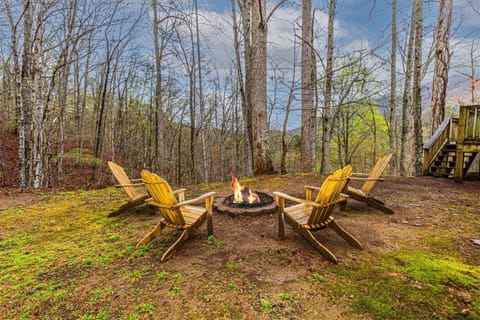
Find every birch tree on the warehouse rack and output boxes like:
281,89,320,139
4,0,26,187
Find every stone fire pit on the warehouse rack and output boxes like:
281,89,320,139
214,191,277,217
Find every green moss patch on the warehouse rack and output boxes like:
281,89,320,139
326,251,480,320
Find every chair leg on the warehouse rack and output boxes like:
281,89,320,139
278,211,285,240
297,227,338,263
330,220,363,250
161,229,190,262
136,221,165,249
206,210,213,236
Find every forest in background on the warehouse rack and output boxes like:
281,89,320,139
0,0,479,189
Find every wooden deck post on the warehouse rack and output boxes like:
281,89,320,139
455,106,467,182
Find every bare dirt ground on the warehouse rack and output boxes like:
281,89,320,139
1,173,479,319
114,174,480,318
182,174,480,264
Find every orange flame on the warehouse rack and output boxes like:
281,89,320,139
229,172,259,204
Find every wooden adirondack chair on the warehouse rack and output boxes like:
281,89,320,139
341,153,394,214
137,170,215,262
107,161,150,217
274,165,363,263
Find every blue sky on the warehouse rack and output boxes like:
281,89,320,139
197,0,479,59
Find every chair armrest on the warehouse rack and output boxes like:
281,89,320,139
145,198,170,209
175,191,216,208
173,188,186,194
115,183,144,188
273,192,323,208
130,178,143,182
173,188,186,202
351,172,369,177
349,177,384,182
304,185,320,201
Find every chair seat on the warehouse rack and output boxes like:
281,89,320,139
285,204,334,229
181,205,207,225
284,204,311,225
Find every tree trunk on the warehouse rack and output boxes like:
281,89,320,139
94,52,110,160
152,0,165,176
238,0,255,176
249,0,274,174
321,0,337,174
301,0,316,173
468,40,478,104
389,0,398,175
194,0,208,182
5,0,26,188
400,3,416,176
56,0,77,177
189,60,196,182
31,11,46,189
413,0,423,176
430,0,452,135
281,29,298,175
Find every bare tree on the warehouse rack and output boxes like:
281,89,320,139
430,0,452,135
4,0,26,188
231,0,253,176
389,0,398,175
301,0,316,173
413,0,423,175
321,0,337,174
152,0,167,176
249,0,274,174
193,0,208,182
281,29,298,175
400,3,416,176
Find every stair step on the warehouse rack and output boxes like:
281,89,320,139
433,160,456,165
439,151,455,156
432,172,454,178
427,137,478,179
444,144,457,150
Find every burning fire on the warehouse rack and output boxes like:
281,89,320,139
229,172,260,204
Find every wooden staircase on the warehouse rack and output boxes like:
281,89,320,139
423,105,480,181
428,143,477,178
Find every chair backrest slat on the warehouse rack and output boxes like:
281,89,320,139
108,161,137,200
308,165,352,226
361,153,392,195
141,170,185,227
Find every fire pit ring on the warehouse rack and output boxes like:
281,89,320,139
214,192,277,217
